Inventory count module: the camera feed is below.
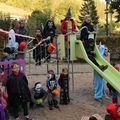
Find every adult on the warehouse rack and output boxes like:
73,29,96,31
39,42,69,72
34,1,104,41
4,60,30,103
103,46,111,96
17,20,27,44
6,19,19,50
103,47,110,64
93,40,110,102
93,43,106,102
80,15,108,71
80,15,95,46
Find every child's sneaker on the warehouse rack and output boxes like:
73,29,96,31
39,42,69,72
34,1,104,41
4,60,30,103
49,106,53,110
99,65,108,71
25,116,32,120
54,105,59,108
25,117,32,120
16,118,20,120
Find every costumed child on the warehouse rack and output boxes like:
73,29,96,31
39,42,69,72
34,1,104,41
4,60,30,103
33,28,44,65
43,19,56,61
105,103,120,120
107,64,119,104
61,8,76,59
0,81,8,120
58,68,70,104
1,47,15,61
46,70,59,110
31,82,47,107
6,63,32,120
6,19,19,50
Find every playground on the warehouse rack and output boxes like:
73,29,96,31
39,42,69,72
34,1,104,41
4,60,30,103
0,1,120,119
9,63,114,120
0,31,120,119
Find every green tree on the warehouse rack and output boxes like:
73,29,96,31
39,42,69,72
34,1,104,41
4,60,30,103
27,9,52,36
0,12,11,30
79,0,99,26
111,0,120,22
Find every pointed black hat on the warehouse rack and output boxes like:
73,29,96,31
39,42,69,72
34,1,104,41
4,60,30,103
66,8,72,18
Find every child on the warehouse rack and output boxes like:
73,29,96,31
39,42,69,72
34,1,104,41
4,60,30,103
58,68,70,104
105,103,120,120
0,81,8,120
43,19,56,61
86,39,108,71
107,64,119,104
33,28,44,65
6,63,32,120
31,82,47,107
6,20,19,50
46,70,59,110
104,47,110,63
103,47,111,97
1,47,15,61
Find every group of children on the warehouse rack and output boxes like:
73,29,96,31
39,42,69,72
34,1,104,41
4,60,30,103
33,19,56,65
0,19,27,62
0,14,120,120
0,62,70,120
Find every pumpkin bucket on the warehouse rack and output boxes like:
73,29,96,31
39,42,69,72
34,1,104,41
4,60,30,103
47,43,55,53
52,88,59,96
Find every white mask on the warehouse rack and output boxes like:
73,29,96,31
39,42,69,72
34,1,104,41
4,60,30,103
35,83,42,93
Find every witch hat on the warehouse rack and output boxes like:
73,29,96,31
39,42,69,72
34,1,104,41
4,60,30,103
66,8,72,18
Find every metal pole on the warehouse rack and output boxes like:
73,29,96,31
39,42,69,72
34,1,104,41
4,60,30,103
109,4,113,35
29,52,31,74
67,34,70,77
71,60,74,92
47,62,49,73
105,1,109,36
45,42,49,73
56,36,59,75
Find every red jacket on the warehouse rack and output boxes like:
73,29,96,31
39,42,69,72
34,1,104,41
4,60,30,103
106,104,120,120
61,18,76,34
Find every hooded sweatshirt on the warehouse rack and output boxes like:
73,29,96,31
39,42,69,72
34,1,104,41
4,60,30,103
106,104,120,120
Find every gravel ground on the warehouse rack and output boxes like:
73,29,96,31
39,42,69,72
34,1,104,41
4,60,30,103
9,63,120,120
